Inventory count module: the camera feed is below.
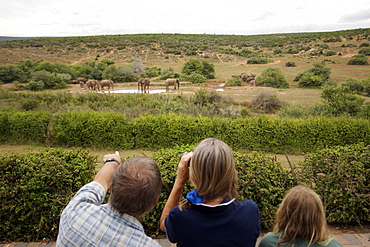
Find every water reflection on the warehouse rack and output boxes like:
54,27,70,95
101,89,167,94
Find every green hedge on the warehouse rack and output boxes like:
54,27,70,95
0,111,369,153
0,111,51,144
51,111,134,149
133,114,226,149
0,148,97,242
300,143,370,224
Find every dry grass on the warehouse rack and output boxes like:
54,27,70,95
0,144,153,171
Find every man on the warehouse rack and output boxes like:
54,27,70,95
57,151,162,246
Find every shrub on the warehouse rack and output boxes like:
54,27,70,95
181,73,207,84
26,80,45,91
160,67,175,80
256,68,289,88
277,104,307,118
359,43,370,47
347,54,369,65
285,61,296,67
359,47,370,56
250,91,285,113
296,62,331,87
320,85,365,116
325,50,337,56
300,143,370,224
342,77,364,94
0,148,97,241
247,57,269,64
298,72,324,87
225,77,242,87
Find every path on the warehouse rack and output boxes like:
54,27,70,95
2,233,369,247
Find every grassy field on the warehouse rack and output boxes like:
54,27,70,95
0,144,305,171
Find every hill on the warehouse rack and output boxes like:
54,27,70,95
0,29,369,83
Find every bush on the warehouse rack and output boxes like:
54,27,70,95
277,104,307,118
0,148,97,241
225,77,242,87
359,47,370,56
325,50,337,56
285,61,296,67
250,91,285,113
320,85,365,117
256,68,289,88
298,72,324,87
247,57,269,64
359,43,370,47
296,62,331,87
347,54,369,65
181,73,207,84
300,143,370,224
26,80,45,91
342,77,364,94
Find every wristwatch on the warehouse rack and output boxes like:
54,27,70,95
104,158,120,165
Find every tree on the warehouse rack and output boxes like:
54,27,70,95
102,65,121,81
131,58,146,75
161,67,175,80
201,60,215,79
256,68,289,88
181,59,203,76
181,59,215,79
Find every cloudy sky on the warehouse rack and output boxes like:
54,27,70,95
1,0,370,37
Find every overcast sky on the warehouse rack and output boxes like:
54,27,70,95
1,0,370,37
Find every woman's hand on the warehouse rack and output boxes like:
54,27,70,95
176,152,192,186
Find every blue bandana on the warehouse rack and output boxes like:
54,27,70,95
186,189,204,204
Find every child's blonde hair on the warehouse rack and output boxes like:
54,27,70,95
273,185,331,246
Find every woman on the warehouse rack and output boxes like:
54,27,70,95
259,186,342,247
160,138,260,247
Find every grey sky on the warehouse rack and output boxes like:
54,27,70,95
1,0,370,37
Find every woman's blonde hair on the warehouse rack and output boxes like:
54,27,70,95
190,138,238,200
273,185,331,246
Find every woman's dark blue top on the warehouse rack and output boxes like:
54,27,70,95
165,199,260,247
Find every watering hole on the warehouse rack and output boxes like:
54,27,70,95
100,89,167,94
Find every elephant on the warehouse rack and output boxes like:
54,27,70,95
240,72,256,84
165,78,180,92
85,79,98,90
77,77,87,88
138,78,150,93
99,79,114,90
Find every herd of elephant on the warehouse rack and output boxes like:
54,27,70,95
76,77,180,93
138,78,180,93
76,73,254,93
76,77,114,91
